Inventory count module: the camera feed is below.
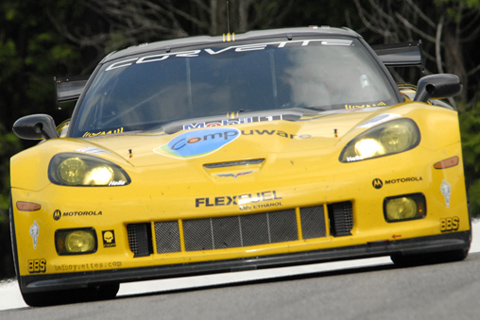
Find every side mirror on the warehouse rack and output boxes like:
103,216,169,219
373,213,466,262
13,114,59,140
414,74,462,102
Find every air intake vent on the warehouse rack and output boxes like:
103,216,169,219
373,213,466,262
127,223,153,257
183,209,298,251
301,205,327,239
154,221,181,253
128,205,330,257
204,158,264,169
328,202,353,237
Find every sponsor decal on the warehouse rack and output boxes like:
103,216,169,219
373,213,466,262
384,177,422,184
440,217,459,232
372,178,383,189
108,180,127,186
216,171,254,179
347,155,364,162
372,177,422,189
82,127,124,138
183,123,312,139
54,261,122,272
105,39,353,72
155,127,240,159
358,113,401,128
75,146,109,155
440,179,451,208
183,115,283,130
102,230,116,248
29,220,39,249
241,129,311,139
53,209,62,221
156,127,311,159
28,259,47,274
183,115,284,130
345,102,387,110
240,202,282,211
195,190,282,207
53,210,103,220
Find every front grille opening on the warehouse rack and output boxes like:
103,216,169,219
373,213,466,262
154,221,181,253
327,201,353,237
183,209,298,251
128,205,329,258
204,158,265,169
300,205,327,239
127,223,153,257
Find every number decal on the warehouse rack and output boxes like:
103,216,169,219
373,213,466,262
28,259,47,273
440,217,459,232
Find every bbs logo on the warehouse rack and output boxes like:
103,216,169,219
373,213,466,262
28,259,46,273
440,217,459,232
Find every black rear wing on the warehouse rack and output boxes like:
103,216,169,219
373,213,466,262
54,75,89,104
372,40,423,68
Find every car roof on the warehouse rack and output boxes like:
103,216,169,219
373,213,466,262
102,26,361,63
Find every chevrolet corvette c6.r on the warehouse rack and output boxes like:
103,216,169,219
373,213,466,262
10,26,471,306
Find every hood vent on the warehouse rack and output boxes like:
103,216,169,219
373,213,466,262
204,158,265,169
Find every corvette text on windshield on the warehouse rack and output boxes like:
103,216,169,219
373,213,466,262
105,39,353,71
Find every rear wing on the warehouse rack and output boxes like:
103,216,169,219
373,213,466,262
54,75,89,104
372,40,423,69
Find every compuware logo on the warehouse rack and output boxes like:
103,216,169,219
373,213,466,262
155,127,240,159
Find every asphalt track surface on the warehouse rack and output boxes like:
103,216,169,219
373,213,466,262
1,252,479,320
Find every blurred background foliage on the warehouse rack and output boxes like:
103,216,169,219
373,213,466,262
1,0,480,278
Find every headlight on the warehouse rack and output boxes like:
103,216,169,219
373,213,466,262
55,228,97,255
340,118,420,162
49,153,131,186
384,193,426,222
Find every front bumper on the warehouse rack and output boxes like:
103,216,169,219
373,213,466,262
20,230,471,293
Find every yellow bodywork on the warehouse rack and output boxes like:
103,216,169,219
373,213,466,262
10,102,470,277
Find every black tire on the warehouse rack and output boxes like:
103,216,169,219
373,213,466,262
21,283,120,307
391,247,469,267
90,283,121,301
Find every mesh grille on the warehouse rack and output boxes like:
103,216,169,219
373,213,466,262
154,221,181,253
240,213,270,246
328,202,353,237
183,209,298,251
183,218,213,251
127,223,152,257
300,205,327,239
127,204,339,257
268,210,298,243
127,225,138,255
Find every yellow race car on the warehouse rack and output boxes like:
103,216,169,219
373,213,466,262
10,27,471,306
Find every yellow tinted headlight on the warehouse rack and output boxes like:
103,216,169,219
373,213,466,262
340,118,420,162
49,153,131,186
55,228,97,255
384,193,426,222
66,230,96,252
380,123,416,153
58,157,88,184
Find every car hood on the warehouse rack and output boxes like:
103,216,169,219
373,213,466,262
71,106,410,168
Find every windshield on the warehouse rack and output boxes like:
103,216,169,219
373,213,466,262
71,37,399,137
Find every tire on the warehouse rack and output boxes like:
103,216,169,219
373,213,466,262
90,283,121,301
21,283,120,307
391,247,469,267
